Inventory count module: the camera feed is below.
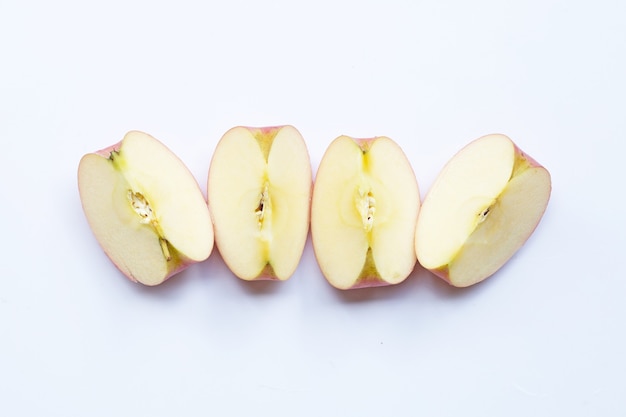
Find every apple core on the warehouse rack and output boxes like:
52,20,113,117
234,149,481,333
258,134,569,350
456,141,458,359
255,182,271,229
356,187,376,232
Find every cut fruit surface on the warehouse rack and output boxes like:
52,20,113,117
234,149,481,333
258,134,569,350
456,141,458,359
207,125,312,281
415,134,551,287
78,131,214,286
311,136,420,290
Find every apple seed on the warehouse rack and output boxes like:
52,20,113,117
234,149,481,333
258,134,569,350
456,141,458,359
477,205,492,224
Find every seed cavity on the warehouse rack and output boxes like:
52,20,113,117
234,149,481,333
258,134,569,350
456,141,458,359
478,206,491,224
128,191,155,225
127,190,171,261
255,182,270,229
357,188,376,232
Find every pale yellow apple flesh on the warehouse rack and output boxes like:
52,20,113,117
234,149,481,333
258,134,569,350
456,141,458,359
78,131,214,286
311,136,420,290
415,134,551,287
207,125,312,281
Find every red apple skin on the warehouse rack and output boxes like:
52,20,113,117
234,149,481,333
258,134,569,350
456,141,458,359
78,131,212,286
422,136,551,287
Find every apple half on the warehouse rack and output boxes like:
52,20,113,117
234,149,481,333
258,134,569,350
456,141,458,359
311,136,420,290
78,131,214,286
207,125,312,281
415,134,551,287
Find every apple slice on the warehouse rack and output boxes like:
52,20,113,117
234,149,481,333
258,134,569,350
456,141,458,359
311,136,420,290
207,125,312,281
415,134,551,287
78,131,214,286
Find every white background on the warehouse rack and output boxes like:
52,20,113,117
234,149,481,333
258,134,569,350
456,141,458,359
1,1,625,416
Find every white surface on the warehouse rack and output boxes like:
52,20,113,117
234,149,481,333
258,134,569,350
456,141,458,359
1,1,625,416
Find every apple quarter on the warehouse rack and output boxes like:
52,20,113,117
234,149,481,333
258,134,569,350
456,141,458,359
78,131,214,286
207,125,312,281
311,136,420,290
415,134,551,287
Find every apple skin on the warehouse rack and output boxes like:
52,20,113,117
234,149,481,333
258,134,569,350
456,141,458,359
78,131,212,286
420,137,551,287
207,125,313,281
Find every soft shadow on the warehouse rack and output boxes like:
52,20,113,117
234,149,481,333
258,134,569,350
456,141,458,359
235,278,286,296
330,262,427,304
328,260,499,304
199,246,286,296
126,265,194,299
424,264,503,301
196,246,231,281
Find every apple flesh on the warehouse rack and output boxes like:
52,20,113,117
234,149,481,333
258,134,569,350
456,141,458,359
415,134,551,287
207,125,312,281
78,131,214,286
311,136,420,290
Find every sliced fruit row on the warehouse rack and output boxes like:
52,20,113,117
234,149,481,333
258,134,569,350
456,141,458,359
77,127,551,289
